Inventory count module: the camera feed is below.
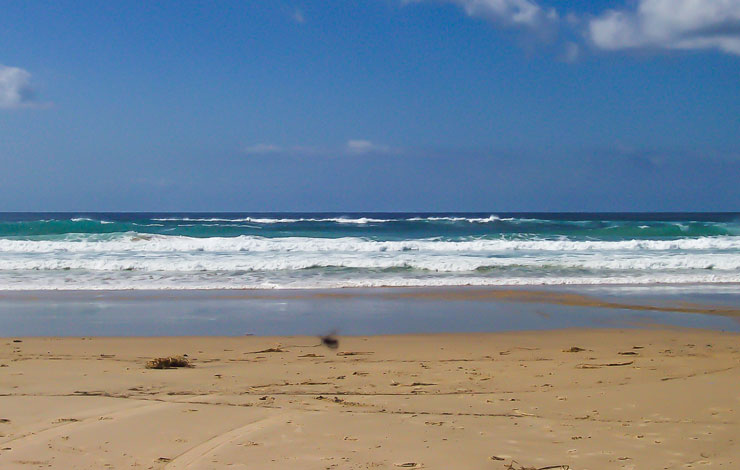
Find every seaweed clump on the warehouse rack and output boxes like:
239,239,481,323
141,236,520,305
145,356,192,369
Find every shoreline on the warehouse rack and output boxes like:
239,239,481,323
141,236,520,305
0,280,739,292
1,286,739,338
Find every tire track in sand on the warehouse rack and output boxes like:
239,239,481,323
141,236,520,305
165,412,293,470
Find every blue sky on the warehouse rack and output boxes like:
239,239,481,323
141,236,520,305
1,0,739,211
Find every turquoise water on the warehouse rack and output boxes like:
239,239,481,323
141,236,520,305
0,212,738,290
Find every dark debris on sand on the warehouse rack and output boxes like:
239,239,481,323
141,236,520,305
145,356,192,369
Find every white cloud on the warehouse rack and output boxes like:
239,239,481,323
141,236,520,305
409,0,558,29
588,0,740,55
346,140,390,154
0,64,36,109
410,0,740,59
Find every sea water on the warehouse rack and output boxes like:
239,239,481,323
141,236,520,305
0,212,738,291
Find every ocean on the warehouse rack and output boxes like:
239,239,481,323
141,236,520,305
0,212,739,291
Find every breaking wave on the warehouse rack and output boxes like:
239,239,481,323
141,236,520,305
1,213,739,290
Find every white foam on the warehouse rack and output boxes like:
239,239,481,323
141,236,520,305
0,272,737,291
2,231,740,290
69,217,113,224
2,234,740,254
1,251,739,273
151,216,392,224
149,215,513,224
406,215,501,223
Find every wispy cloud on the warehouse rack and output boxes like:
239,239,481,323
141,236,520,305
292,7,305,24
243,143,285,155
587,0,740,56
0,64,37,109
556,41,580,62
346,139,392,155
243,143,325,157
243,140,394,157
408,0,557,29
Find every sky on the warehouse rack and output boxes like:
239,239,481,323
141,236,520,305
1,0,739,212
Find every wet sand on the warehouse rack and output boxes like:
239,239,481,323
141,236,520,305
2,287,739,336
1,328,739,469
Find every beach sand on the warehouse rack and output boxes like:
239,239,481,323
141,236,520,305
1,328,739,469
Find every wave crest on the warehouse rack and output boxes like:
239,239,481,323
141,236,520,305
1,234,740,254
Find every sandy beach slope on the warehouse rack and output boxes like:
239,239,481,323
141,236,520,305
1,328,739,469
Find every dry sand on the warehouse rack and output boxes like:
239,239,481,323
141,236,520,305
1,328,739,469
